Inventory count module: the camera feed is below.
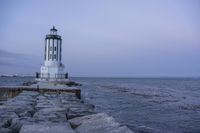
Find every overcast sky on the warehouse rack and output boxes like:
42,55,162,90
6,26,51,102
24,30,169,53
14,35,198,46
0,0,199,77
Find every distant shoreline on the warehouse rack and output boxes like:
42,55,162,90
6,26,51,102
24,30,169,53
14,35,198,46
0,75,200,79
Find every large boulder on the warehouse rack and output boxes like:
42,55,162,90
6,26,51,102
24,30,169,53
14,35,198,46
69,113,134,133
19,123,75,133
0,118,22,133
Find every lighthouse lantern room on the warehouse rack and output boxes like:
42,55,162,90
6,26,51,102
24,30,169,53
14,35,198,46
36,26,68,81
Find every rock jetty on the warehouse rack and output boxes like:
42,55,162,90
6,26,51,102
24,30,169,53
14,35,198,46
0,82,134,133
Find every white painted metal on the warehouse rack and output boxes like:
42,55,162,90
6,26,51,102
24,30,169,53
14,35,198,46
37,27,67,81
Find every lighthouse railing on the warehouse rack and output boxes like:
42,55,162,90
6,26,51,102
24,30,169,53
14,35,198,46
36,72,68,79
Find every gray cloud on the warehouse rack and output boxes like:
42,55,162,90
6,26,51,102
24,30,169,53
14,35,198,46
0,60,13,66
0,49,24,59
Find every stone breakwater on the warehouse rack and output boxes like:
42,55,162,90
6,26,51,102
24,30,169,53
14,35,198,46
0,91,134,133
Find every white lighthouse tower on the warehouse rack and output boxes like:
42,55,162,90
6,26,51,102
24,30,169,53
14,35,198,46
36,26,68,81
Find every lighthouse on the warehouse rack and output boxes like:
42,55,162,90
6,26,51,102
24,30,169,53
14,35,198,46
36,26,68,81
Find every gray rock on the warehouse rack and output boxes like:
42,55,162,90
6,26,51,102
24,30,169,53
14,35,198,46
18,117,37,125
3,91,37,117
109,126,134,133
33,111,66,123
0,118,22,133
66,103,95,119
19,123,75,133
69,113,134,133
8,118,22,133
18,110,35,117
37,95,47,100
35,102,54,110
0,128,10,133
60,93,79,101
39,107,66,113
66,109,95,120
0,111,18,127
1,91,103,133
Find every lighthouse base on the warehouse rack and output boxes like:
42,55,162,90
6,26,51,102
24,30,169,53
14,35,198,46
35,77,69,83
36,64,68,82
35,72,68,82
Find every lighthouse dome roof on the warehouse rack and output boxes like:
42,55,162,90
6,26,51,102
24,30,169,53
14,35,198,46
50,26,57,31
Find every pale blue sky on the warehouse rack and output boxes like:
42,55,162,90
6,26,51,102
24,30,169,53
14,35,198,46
0,0,200,77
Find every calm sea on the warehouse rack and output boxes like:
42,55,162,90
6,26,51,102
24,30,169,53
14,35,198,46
0,77,200,133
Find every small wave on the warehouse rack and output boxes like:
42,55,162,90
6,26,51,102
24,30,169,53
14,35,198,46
179,104,200,111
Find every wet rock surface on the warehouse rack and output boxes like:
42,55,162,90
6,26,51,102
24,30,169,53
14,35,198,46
0,90,133,133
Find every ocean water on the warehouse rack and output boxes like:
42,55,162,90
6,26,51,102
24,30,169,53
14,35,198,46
0,77,200,133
